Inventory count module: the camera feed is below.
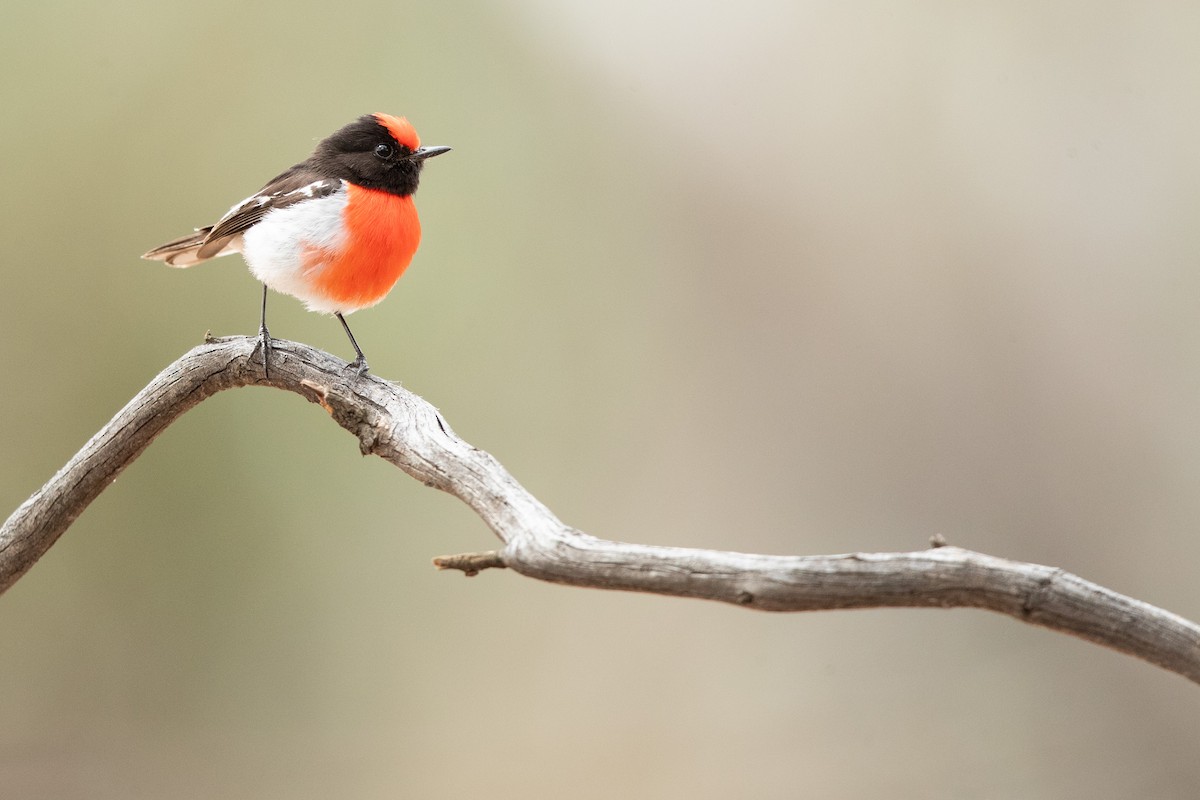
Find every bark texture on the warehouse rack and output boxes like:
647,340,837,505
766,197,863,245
3,336,1198,684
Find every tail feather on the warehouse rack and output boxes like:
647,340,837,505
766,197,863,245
143,227,238,267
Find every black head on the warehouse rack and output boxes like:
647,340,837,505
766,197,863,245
310,114,449,197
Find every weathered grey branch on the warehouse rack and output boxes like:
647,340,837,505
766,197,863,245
3,336,1199,684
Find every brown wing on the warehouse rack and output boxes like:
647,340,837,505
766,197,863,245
141,227,217,267
195,168,342,259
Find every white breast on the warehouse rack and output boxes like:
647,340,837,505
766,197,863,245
241,182,350,312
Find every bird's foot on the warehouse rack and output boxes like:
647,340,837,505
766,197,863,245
348,355,370,378
255,326,273,377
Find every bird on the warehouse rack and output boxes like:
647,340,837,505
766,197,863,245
143,113,450,377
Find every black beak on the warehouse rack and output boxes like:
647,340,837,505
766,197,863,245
410,145,451,161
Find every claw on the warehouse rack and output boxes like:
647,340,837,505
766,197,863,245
257,325,272,378
336,312,370,379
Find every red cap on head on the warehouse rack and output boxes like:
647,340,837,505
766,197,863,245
373,113,420,150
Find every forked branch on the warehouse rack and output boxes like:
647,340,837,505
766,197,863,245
2,337,1198,684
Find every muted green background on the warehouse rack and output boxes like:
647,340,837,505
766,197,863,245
3,1,1200,797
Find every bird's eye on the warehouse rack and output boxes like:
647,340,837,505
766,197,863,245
373,143,394,160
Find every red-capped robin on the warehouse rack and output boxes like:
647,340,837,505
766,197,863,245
143,113,450,376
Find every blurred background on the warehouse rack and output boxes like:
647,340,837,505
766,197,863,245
2,1,1199,797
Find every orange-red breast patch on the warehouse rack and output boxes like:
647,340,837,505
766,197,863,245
306,185,421,310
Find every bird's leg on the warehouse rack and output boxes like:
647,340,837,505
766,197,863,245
336,312,370,377
257,283,273,377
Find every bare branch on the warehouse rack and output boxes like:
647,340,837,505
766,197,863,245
434,550,507,576
3,336,1199,684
